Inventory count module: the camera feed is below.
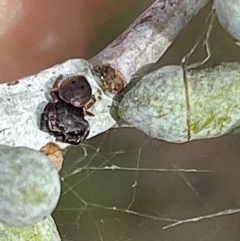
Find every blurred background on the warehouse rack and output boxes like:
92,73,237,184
53,0,240,240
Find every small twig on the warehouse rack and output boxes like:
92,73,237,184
90,0,210,95
182,8,216,70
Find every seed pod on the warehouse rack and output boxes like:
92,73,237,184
118,63,240,143
0,145,61,226
215,0,240,43
0,215,61,241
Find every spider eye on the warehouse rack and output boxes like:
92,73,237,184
69,130,82,136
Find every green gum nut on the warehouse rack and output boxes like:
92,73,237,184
0,215,61,241
215,0,240,44
118,63,240,143
0,145,61,227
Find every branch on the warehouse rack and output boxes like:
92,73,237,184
90,0,210,95
0,0,209,151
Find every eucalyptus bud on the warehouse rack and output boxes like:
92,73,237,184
0,145,61,227
119,63,240,143
214,0,240,44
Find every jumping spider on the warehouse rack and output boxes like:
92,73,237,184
40,75,95,144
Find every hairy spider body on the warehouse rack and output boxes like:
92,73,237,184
40,74,94,144
40,99,90,145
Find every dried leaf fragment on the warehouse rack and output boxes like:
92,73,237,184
40,142,63,172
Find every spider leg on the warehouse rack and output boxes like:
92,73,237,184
84,109,94,117
50,91,59,103
50,75,63,102
83,95,96,116
52,75,63,90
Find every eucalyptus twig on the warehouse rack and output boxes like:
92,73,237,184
90,0,210,96
0,0,209,151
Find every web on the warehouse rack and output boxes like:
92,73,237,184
53,4,240,241
53,128,240,241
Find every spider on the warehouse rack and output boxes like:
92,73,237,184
40,75,95,144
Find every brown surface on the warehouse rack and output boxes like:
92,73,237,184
0,0,133,82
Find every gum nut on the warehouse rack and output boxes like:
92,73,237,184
0,215,61,241
118,66,188,143
214,0,240,43
0,145,61,227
